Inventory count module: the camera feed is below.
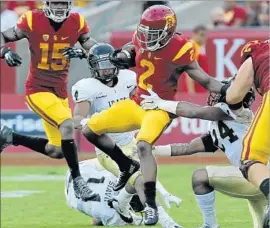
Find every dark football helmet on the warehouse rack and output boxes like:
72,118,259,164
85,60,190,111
137,5,177,51
87,43,119,83
43,0,73,23
207,76,255,108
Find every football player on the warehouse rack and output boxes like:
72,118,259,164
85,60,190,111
141,79,267,228
0,0,97,200
71,43,182,228
65,158,182,228
225,40,270,228
69,5,228,224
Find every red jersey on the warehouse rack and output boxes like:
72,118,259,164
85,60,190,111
241,40,269,96
224,6,247,26
132,33,195,104
17,10,89,98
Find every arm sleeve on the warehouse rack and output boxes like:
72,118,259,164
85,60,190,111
16,11,33,33
172,40,196,66
71,80,94,103
78,13,90,36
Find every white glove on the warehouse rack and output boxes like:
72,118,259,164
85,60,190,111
140,89,164,110
161,193,182,209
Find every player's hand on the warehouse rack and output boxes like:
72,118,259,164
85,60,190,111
140,89,164,110
3,48,22,67
161,193,182,209
62,47,87,60
109,49,130,69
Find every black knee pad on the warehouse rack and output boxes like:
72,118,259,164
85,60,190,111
239,160,263,179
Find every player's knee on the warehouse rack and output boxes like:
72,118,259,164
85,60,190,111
137,141,152,159
46,146,64,159
82,126,99,141
240,160,263,180
192,168,212,195
59,119,74,139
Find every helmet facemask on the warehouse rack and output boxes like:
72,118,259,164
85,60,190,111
88,54,119,83
43,1,73,23
137,23,175,52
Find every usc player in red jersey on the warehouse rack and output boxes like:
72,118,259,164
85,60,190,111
225,40,270,228
71,5,226,225
0,0,100,201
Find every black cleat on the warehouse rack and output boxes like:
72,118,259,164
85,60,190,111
113,160,140,191
144,204,159,226
263,203,270,228
0,125,13,152
73,176,100,202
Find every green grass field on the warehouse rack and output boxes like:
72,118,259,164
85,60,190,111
1,165,252,228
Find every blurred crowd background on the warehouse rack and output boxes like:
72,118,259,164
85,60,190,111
0,0,269,95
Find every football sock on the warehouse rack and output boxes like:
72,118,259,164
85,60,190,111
12,133,48,155
105,145,133,172
144,181,157,208
61,139,80,179
259,178,270,198
118,188,134,209
195,191,218,227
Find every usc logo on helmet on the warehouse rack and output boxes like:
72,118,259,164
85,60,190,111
164,15,176,29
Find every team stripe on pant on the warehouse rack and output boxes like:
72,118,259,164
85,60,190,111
241,94,268,160
26,95,58,127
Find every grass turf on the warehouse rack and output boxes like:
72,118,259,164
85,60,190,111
1,165,252,228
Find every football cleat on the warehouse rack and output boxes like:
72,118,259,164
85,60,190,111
73,176,100,202
0,125,13,152
263,203,270,228
113,160,140,191
144,204,159,226
108,198,133,224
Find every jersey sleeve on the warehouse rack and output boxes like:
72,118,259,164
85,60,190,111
171,39,195,66
215,103,237,120
240,40,260,64
71,79,95,103
123,70,137,92
16,11,33,33
77,13,90,36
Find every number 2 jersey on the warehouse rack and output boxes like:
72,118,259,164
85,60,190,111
132,33,195,104
16,10,89,98
208,103,254,167
65,159,127,226
71,70,137,152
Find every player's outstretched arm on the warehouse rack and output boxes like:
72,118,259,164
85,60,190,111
154,133,218,157
184,61,226,94
141,89,232,121
226,57,254,105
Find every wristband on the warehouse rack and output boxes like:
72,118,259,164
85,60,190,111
153,145,172,156
159,100,179,114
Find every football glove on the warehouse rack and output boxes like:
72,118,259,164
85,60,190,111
140,89,165,110
161,193,182,209
1,47,22,67
109,49,132,69
62,47,87,60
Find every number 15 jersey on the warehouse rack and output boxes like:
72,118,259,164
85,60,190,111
17,10,89,98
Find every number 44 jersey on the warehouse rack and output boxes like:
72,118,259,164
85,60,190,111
17,10,89,98
209,103,254,167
